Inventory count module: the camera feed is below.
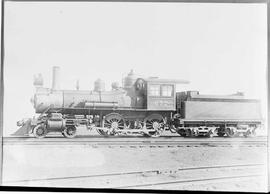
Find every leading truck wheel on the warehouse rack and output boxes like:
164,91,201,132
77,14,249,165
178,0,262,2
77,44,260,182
63,126,77,138
33,124,47,138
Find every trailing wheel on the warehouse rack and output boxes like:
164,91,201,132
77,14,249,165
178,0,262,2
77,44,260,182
103,113,125,136
33,124,47,138
144,114,165,137
63,126,77,138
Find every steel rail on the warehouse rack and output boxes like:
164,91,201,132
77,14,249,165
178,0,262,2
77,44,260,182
5,135,267,139
114,174,264,189
3,163,264,184
3,136,267,142
2,137,267,147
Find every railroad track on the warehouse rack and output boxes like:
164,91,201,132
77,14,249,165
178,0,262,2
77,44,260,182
115,173,265,190
4,163,266,190
3,136,267,147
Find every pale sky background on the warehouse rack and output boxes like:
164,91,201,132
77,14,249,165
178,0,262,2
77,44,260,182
3,2,267,136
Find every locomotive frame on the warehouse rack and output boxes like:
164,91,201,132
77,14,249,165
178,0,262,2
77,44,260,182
15,67,262,138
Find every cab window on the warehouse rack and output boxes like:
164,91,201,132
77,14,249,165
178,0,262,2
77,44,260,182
149,85,160,96
161,85,173,97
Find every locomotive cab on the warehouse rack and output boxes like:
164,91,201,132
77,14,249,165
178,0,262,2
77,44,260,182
145,78,189,111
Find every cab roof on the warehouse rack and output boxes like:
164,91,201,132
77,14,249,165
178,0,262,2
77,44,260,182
144,77,190,84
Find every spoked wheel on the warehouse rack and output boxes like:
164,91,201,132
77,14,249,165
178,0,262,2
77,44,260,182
103,113,125,136
33,124,47,138
144,114,165,137
62,126,77,138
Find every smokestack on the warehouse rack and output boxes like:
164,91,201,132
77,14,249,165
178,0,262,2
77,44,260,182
52,66,60,90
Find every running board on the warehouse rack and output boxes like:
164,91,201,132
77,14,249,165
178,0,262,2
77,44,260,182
93,127,156,135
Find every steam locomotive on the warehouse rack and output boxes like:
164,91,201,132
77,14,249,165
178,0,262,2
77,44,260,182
15,66,262,138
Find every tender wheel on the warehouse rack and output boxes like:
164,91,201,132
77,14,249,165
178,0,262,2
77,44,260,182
249,127,257,137
243,132,250,137
225,128,235,137
244,127,256,137
103,113,125,136
181,132,187,137
215,127,226,137
63,126,77,138
185,128,192,137
33,124,47,138
144,114,165,137
251,129,256,136
207,132,214,138
175,128,186,136
217,132,225,137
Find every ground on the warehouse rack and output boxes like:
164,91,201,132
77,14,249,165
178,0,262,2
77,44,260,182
2,134,268,192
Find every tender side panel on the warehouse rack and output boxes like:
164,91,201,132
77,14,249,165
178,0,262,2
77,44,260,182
183,101,262,121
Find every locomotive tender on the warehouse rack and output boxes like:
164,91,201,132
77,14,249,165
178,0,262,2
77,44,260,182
15,66,262,138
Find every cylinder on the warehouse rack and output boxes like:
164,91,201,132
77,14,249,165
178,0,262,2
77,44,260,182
52,66,60,90
47,120,66,130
